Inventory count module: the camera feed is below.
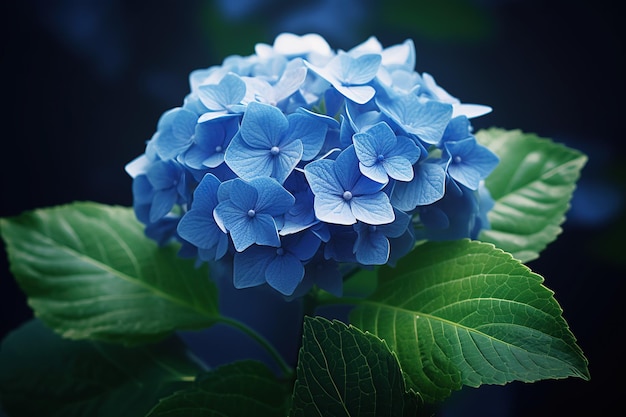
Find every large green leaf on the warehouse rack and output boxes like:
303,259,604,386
146,360,292,417
290,316,421,417
476,128,587,262
349,239,589,404
0,201,219,345
0,319,202,417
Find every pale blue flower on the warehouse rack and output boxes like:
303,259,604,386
352,121,421,183
304,145,394,225
225,101,303,184
443,136,500,190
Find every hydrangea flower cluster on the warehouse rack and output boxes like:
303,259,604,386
126,33,499,297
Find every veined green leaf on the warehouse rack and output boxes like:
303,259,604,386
146,360,292,417
476,128,587,262
349,239,589,404
290,316,421,417
0,319,202,417
0,201,219,345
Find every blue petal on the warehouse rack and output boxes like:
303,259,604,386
304,158,342,196
152,108,197,160
225,133,275,180
376,93,453,145
132,175,153,205
146,160,181,190
351,192,395,225
354,227,390,265
359,162,390,184
227,179,258,211
239,101,289,148
231,212,280,251
335,53,381,85
445,137,500,190
353,122,397,165
177,210,222,250
266,253,304,296
283,230,321,261
197,73,246,111
150,188,177,222
334,146,364,191
391,162,446,210
381,156,414,182
287,110,331,161
313,194,355,225
270,139,303,184
249,176,295,216
233,246,273,289
191,173,221,210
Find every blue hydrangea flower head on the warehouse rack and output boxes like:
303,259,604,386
126,32,499,297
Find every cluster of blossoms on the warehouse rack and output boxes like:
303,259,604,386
126,33,499,297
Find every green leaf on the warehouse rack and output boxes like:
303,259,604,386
476,128,588,262
0,201,219,345
146,360,292,417
0,319,202,417
290,316,421,417
349,239,590,404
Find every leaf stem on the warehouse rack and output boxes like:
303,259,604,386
219,316,294,379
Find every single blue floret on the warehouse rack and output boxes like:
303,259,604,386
304,145,395,225
214,176,295,252
225,101,303,184
352,121,421,184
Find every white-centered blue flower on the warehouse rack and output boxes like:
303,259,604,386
304,145,394,225
225,101,303,184
443,136,500,190
352,121,421,184
214,176,295,252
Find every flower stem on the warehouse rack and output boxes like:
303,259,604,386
219,316,294,379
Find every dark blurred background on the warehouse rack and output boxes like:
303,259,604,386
1,0,624,415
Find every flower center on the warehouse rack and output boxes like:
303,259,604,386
342,191,353,201
369,225,378,233
276,248,285,256
377,154,385,162
247,209,256,217
215,145,223,153
454,155,462,164
270,146,280,156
